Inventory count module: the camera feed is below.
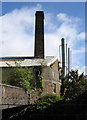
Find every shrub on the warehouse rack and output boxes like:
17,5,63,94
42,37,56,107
35,94,63,110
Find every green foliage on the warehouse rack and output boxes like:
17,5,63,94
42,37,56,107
3,61,45,92
37,70,44,90
64,70,87,99
4,62,33,91
35,94,63,110
36,60,47,90
39,60,46,69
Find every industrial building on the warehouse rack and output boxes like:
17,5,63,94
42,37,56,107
0,11,72,97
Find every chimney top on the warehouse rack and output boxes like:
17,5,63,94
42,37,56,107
36,11,44,13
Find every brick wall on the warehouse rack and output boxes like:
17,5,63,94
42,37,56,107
1,64,61,109
42,67,60,82
42,66,61,96
43,80,61,96
51,59,58,71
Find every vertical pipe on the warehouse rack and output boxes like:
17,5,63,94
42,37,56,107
59,45,62,68
70,49,72,71
68,48,71,73
61,38,66,77
66,44,68,75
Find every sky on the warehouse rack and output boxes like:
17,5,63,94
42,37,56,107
0,2,86,74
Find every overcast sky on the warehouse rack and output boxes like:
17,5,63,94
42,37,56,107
0,2,85,74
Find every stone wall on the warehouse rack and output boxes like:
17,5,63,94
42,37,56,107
0,81,61,109
0,84,42,109
0,84,28,109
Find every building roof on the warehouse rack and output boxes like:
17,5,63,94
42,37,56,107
0,56,58,67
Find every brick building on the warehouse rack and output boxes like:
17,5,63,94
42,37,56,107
0,11,61,96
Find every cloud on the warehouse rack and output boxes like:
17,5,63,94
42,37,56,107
45,34,61,56
72,66,87,75
56,13,84,48
57,13,80,23
72,47,85,54
0,6,84,57
79,66,87,75
57,13,72,23
0,4,42,56
77,32,85,40
45,13,57,33
56,23,77,47
0,4,85,74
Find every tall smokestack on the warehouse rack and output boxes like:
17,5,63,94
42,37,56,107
34,11,44,59
61,38,66,77
70,49,72,71
66,43,68,75
68,48,72,73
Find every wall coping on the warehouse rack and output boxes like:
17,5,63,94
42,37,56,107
0,83,23,89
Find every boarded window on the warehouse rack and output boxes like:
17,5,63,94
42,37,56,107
53,83,56,93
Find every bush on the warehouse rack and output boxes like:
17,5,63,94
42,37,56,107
35,94,63,110
64,70,87,99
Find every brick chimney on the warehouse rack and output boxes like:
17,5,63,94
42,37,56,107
34,11,44,59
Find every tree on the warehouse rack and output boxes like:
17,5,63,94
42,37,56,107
64,70,87,99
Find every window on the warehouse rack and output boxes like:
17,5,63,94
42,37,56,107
53,83,56,93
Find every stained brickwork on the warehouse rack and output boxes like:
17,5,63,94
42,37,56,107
34,11,44,58
42,67,60,82
42,65,61,96
43,80,61,96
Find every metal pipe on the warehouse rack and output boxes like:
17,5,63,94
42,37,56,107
61,38,66,77
68,48,71,73
66,43,68,75
59,45,62,67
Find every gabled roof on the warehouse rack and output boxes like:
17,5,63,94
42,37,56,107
0,56,58,67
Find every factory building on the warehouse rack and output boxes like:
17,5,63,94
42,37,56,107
0,11,72,97
0,11,62,96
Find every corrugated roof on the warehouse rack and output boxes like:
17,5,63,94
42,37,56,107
0,56,58,67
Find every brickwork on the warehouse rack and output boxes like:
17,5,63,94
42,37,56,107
43,80,61,96
51,59,58,71
1,60,61,109
42,67,60,82
34,11,44,58
42,65,61,96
